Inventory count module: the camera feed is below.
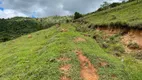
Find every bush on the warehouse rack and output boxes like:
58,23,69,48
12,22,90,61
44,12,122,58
1,37,10,42
111,44,125,53
127,42,139,49
111,15,117,20
76,25,90,32
74,12,83,19
107,34,121,44
135,51,142,60
109,3,121,7
96,2,121,12
110,21,129,28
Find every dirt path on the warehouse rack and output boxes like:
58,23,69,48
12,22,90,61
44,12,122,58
75,50,99,80
59,57,71,80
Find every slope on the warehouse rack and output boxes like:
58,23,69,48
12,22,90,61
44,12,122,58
0,23,142,80
83,0,142,28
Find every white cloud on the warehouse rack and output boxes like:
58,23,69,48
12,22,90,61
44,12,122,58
105,0,122,3
0,0,123,18
0,9,27,18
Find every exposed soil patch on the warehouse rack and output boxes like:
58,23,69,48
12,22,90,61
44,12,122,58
61,28,68,32
60,76,71,80
96,27,121,36
58,57,71,62
97,58,109,67
75,50,99,80
59,56,71,80
111,74,117,79
60,64,71,72
99,62,109,67
28,34,32,38
60,64,71,80
121,30,142,48
74,37,86,43
96,27,142,52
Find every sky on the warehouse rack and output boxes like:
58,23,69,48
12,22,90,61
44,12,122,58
0,0,122,18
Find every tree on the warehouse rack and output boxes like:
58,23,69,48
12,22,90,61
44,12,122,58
129,0,139,3
100,1,110,8
97,1,110,12
109,3,121,7
74,12,83,19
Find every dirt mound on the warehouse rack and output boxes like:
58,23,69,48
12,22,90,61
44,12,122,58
75,50,99,80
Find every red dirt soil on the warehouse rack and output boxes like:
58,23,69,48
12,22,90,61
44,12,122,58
75,50,99,80
96,27,121,36
96,27,142,52
121,29,142,48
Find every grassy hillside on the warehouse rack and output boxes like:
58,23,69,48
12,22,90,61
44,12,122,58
0,16,72,42
0,23,141,80
0,1,142,80
83,0,142,28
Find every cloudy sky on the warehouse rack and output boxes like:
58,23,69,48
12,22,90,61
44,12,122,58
0,0,121,18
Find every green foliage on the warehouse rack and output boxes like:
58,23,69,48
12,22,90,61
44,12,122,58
74,12,83,19
0,18,40,42
75,24,91,32
97,2,121,12
100,1,110,8
0,16,72,42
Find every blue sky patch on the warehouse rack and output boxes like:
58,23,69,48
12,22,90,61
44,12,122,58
31,12,37,18
0,7,4,11
0,1,2,4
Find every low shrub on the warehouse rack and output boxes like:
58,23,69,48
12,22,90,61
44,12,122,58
111,44,125,53
135,51,142,60
110,21,129,28
127,41,139,49
75,24,91,32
